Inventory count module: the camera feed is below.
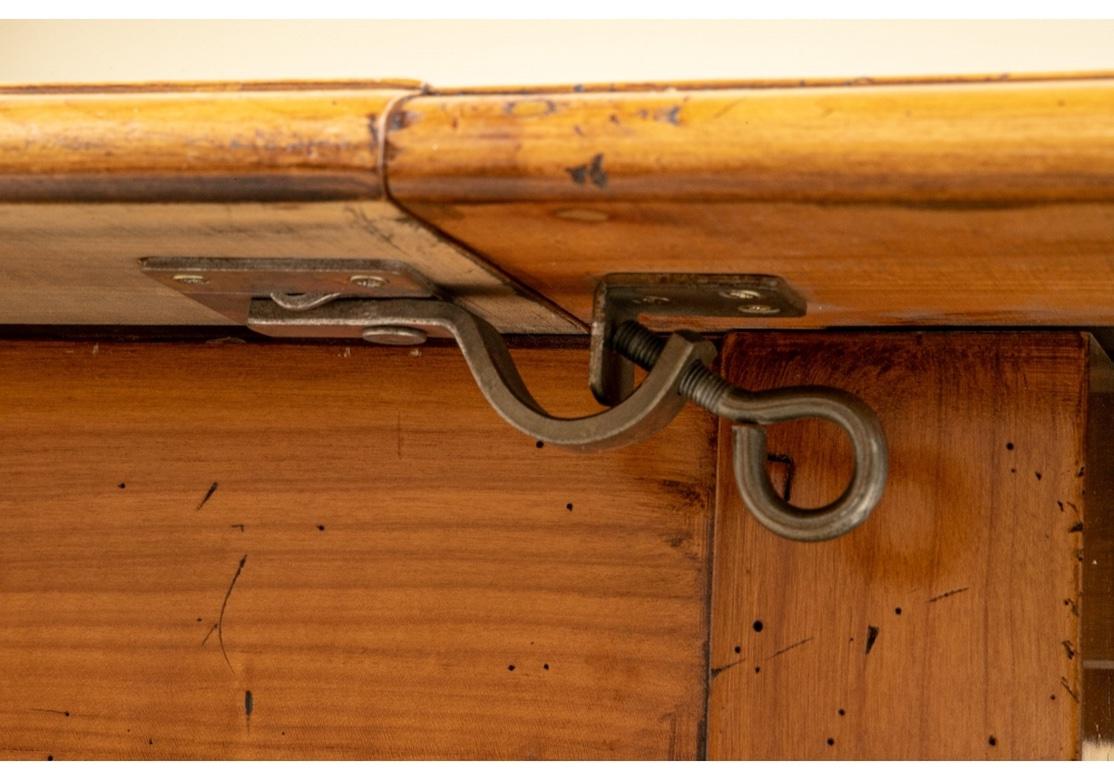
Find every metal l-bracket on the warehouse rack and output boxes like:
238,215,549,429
589,273,807,406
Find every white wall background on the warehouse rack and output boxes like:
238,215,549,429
0,20,1112,87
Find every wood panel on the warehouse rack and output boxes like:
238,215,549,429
0,339,715,759
386,79,1114,328
707,332,1088,759
1085,342,1114,756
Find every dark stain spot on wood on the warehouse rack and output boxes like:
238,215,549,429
1035,471,1043,480
754,666,761,673
1006,441,1014,450
316,524,326,532
564,153,608,189
752,620,764,633
865,625,880,655
117,482,126,489
47,755,53,761
663,532,690,549
609,113,621,124
658,106,682,125
928,586,970,603
733,645,742,654
573,125,585,137
1010,467,1017,474
229,524,245,533
838,708,846,716
988,735,997,747
827,738,835,746
535,440,545,449
1069,521,1083,533
148,739,154,746
658,478,708,510
244,690,253,718
543,663,550,670
1057,500,1065,512
197,481,219,510
507,664,516,671
894,607,903,615
565,502,573,512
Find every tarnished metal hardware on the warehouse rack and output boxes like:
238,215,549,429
590,273,807,407
249,297,716,451
144,259,886,540
611,321,888,542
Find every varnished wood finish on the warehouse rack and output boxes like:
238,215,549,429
0,87,411,201
1085,343,1114,752
387,79,1114,328
707,332,1088,759
0,340,715,759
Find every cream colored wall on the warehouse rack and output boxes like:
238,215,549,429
0,20,1112,87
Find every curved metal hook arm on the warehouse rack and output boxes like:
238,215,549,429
248,297,717,452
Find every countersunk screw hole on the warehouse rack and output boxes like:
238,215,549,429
535,441,544,449
543,663,550,670
988,736,997,747
507,664,515,671
1006,442,1014,450
838,708,846,716
827,738,835,746
895,607,903,615
316,524,325,531
566,503,573,511
733,645,741,654
752,620,764,632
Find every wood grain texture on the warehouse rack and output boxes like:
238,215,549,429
1085,343,1114,752
0,340,715,759
0,201,581,333
707,332,1088,759
0,87,413,201
386,79,1114,328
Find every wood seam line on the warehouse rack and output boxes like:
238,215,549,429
376,90,424,198
378,91,589,333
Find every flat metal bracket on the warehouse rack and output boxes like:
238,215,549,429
589,273,807,406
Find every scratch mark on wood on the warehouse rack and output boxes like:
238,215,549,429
29,708,70,717
1059,676,1081,702
768,636,815,659
865,625,880,655
709,658,743,679
928,586,970,603
200,622,218,647
244,690,253,719
197,482,219,511
229,524,245,533
1062,640,1077,659
216,555,247,671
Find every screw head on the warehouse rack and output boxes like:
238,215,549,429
738,303,781,315
720,288,762,300
349,274,388,289
361,326,428,346
172,274,208,286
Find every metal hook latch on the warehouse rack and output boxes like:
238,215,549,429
141,260,887,541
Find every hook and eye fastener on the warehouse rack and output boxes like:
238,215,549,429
609,320,889,541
